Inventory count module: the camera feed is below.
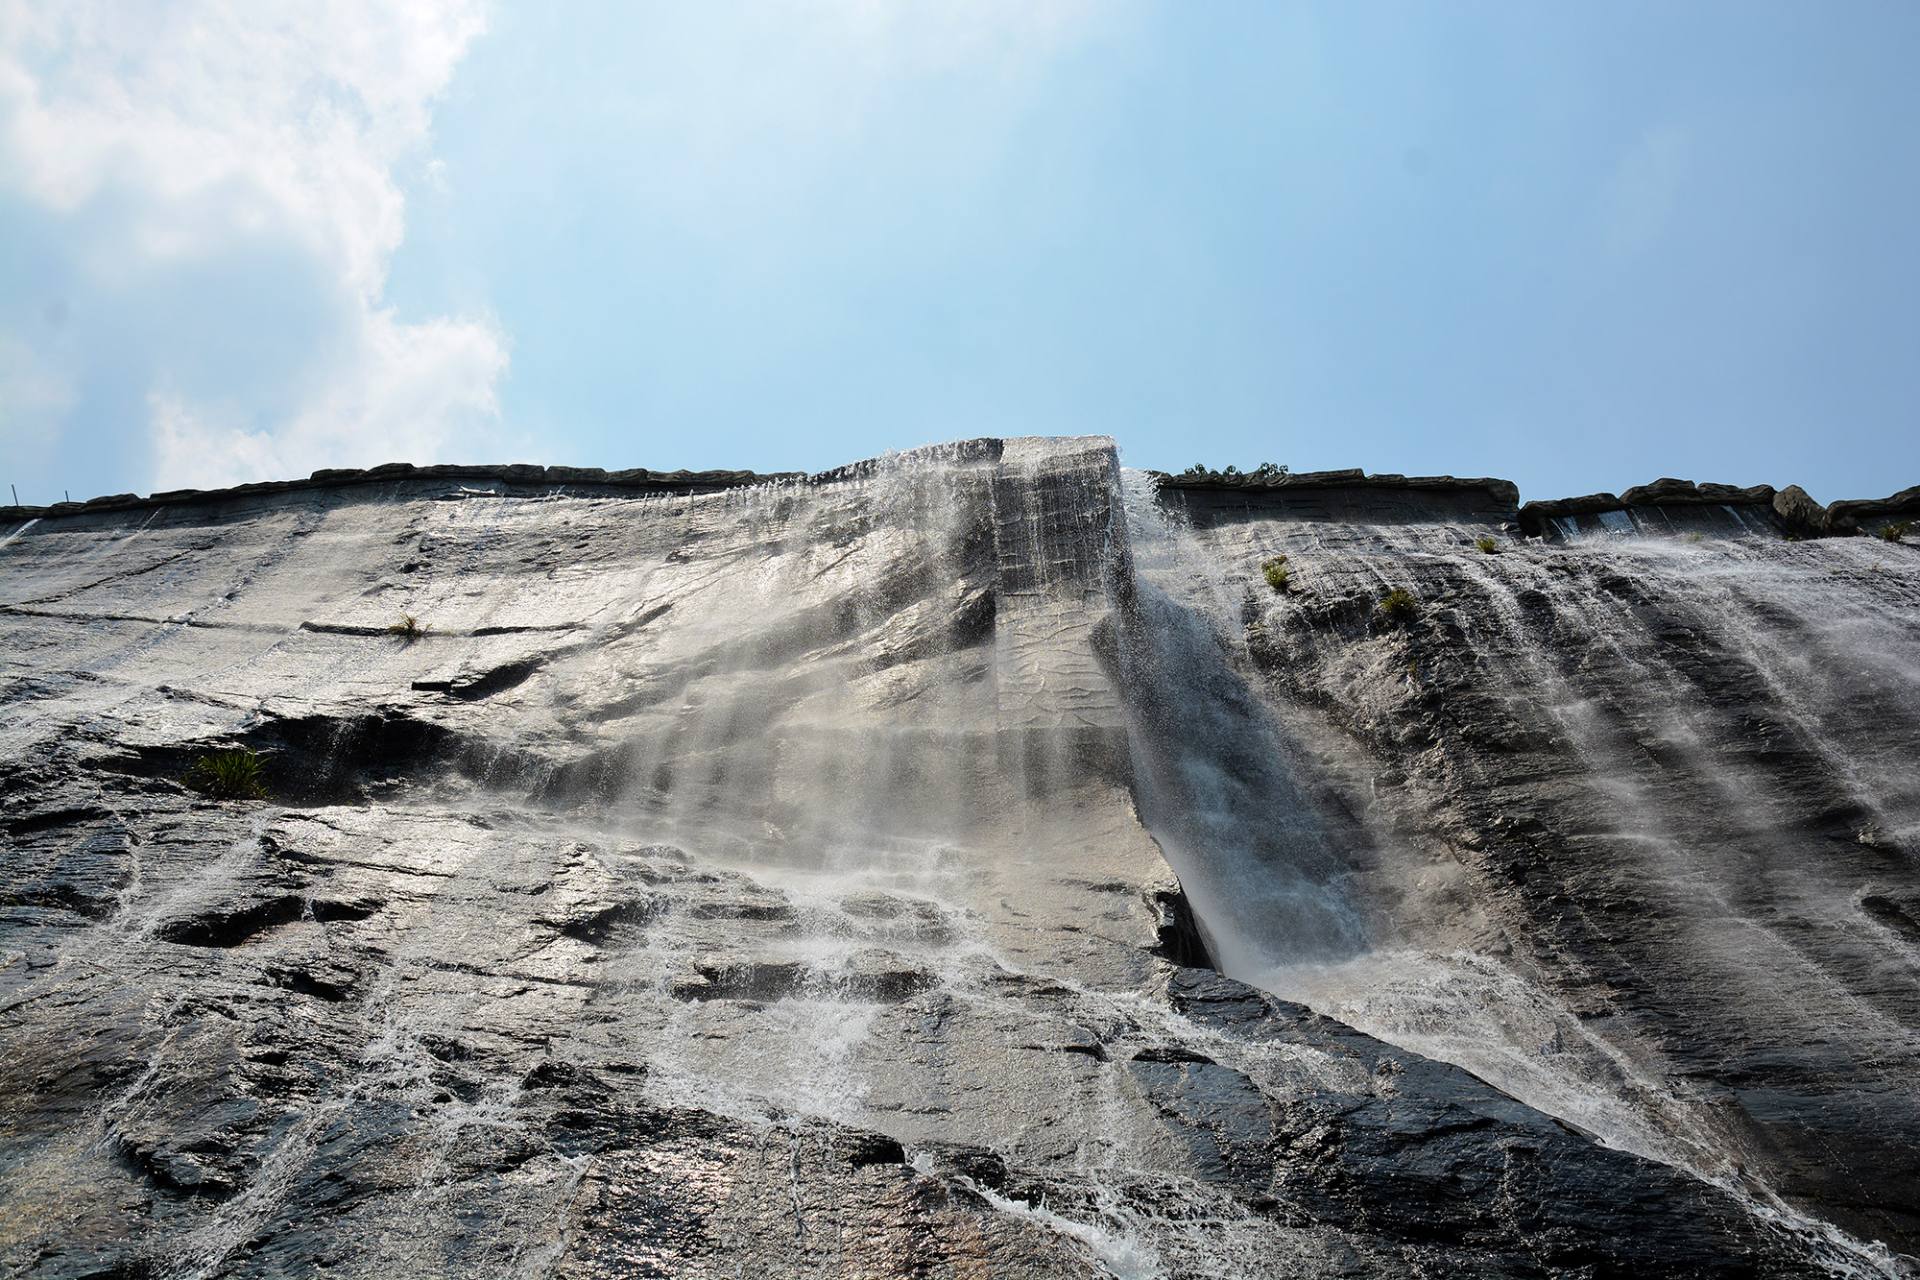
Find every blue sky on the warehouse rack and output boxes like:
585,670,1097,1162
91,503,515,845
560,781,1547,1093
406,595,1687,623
3,2,1916,505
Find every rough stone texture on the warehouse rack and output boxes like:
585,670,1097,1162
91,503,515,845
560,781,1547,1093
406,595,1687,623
1518,478,1786,540
1829,486,1920,537
1155,470,1521,525
1616,478,1778,507
1146,475,1920,1274
0,461,806,524
1773,484,1830,536
15,463,1911,543
0,438,1911,1278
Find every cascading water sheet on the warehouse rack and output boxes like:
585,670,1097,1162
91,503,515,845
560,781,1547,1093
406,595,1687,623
2,442,1909,1278
1121,466,1920,1274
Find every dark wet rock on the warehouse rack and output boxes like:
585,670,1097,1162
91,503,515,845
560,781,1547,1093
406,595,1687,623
544,896,659,943
1,820,139,919
1773,483,1829,535
687,898,794,922
1155,467,1519,508
153,894,373,947
1144,878,1211,969
1157,469,1520,528
1616,476,1763,505
1519,489,1621,518
1829,484,1920,535
1149,972,1800,1275
0,458,816,525
1617,476,1699,503
1521,478,1787,539
1200,475,1920,1265
671,953,937,1005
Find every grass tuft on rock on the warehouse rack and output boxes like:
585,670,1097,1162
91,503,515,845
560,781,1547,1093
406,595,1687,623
1474,535,1499,555
184,747,268,801
1261,555,1291,593
1879,520,1912,543
1377,588,1420,625
387,614,427,640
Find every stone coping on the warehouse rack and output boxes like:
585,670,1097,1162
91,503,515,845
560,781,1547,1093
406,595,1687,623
0,461,801,523
1519,478,1778,519
0,438,1016,523
1151,468,1520,510
1827,485,1920,525
1519,478,1917,537
2,450,1911,537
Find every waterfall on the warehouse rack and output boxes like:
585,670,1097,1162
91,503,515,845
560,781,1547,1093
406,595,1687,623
5,440,1913,1277
1118,468,1919,1273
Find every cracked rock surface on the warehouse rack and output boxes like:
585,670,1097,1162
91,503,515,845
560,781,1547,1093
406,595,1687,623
1137,475,1920,1273
1,438,1909,1277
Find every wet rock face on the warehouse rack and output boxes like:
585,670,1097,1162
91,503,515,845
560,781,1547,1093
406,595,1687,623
1159,470,1519,528
1830,484,1920,537
1143,481,1920,1270
0,438,1908,1278
1517,479,1787,540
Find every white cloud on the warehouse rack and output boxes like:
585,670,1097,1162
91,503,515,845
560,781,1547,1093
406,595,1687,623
0,0,508,492
150,308,507,491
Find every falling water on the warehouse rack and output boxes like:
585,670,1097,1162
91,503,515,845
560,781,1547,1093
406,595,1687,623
1116,468,1919,1275
510,439,1232,1271
5,441,1914,1276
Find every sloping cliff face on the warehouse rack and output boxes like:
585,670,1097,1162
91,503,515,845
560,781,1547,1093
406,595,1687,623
1133,475,1920,1260
0,438,1913,1278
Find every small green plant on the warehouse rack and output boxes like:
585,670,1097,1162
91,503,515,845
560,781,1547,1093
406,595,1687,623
1474,535,1499,555
1683,531,1705,544
184,747,267,801
1377,588,1420,625
1879,520,1912,543
387,613,427,640
1261,554,1291,593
